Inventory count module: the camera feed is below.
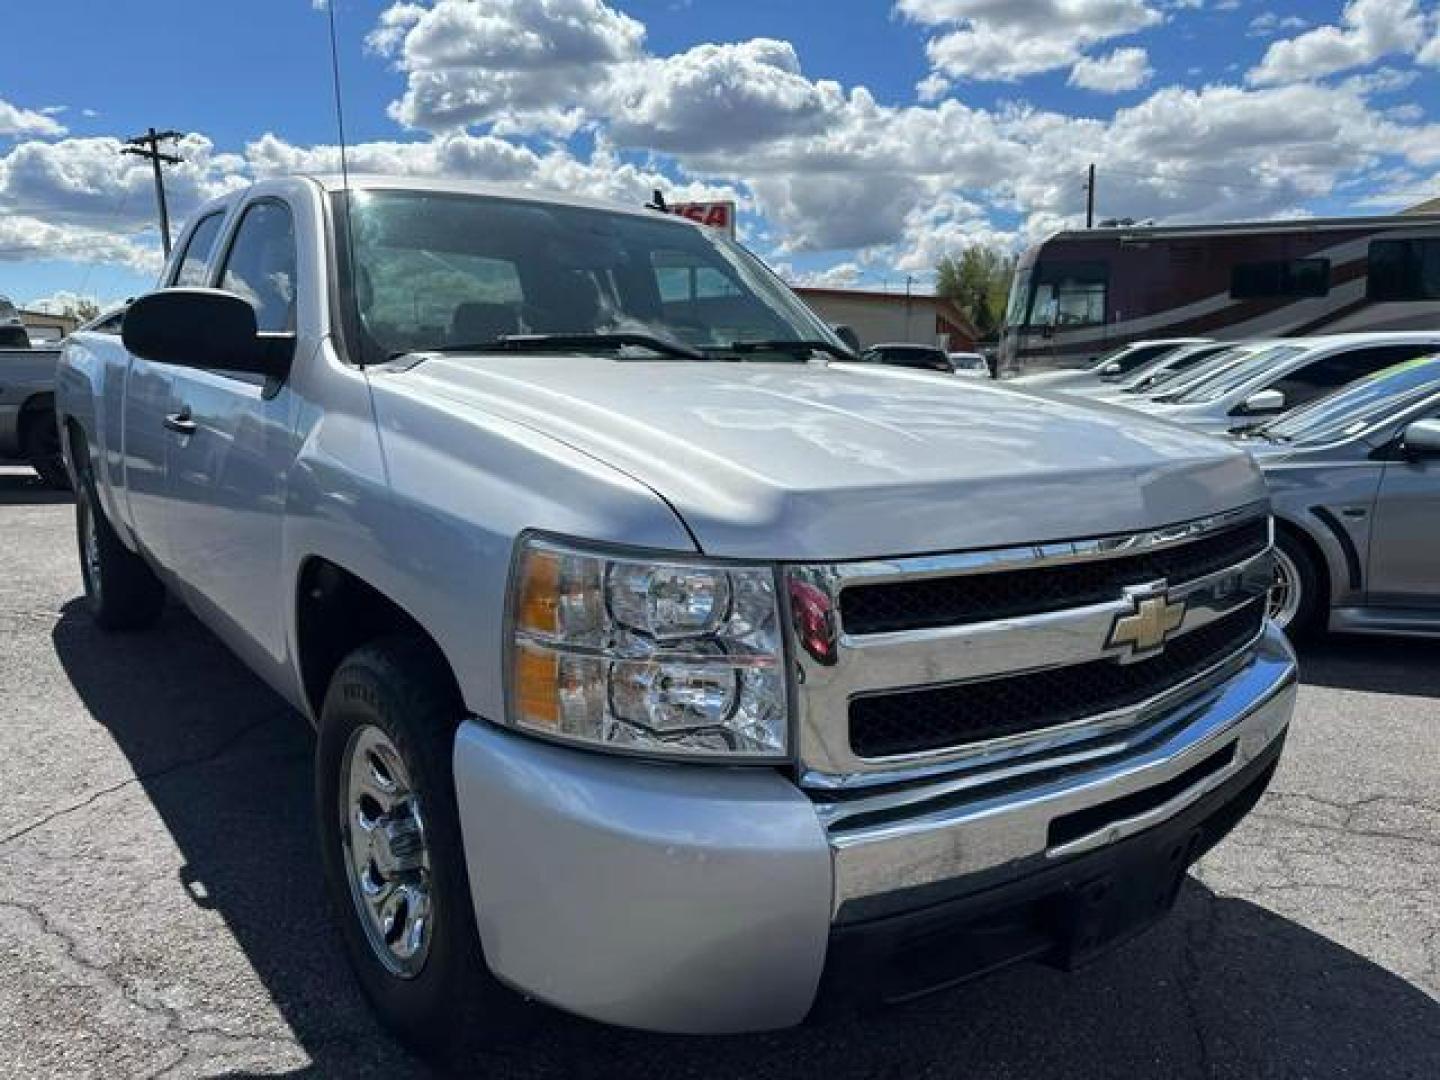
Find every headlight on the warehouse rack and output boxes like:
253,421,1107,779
506,536,788,760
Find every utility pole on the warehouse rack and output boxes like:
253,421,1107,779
1084,162,1096,229
122,128,183,257
904,273,915,340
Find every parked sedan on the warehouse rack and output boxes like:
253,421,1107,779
1069,341,1237,400
1135,333,1440,435
1239,357,1440,636
1012,337,1208,391
860,342,956,373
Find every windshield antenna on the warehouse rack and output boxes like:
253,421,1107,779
326,0,363,364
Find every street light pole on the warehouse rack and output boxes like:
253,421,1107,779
121,128,183,258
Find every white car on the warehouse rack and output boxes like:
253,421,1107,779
947,351,990,377
1133,333,1440,435
1012,338,1209,391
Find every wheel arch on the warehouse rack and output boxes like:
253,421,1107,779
1273,514,1334,616
293,555,466,725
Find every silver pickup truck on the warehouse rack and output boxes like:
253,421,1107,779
56,176,1296,1053
0,297,66,487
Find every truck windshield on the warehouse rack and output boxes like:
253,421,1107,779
1260,357,1440,445
336,189,840,362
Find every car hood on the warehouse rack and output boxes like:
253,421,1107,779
398,355,1266,561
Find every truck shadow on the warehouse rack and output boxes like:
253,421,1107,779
51,602,1440,1080
0,468,71,505
1296,634,1440,699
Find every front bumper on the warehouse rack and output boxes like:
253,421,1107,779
453,623,1296,1034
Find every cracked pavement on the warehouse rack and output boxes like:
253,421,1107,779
1,465,1437,1078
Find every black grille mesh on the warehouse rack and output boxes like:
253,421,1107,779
841,518,1268,636
849,601,1265,759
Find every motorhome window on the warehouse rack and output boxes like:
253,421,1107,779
1367,239,1440,301
1230,258,1329,299
1027,262,1107,326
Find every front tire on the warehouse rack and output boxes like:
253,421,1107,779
315,637,518,1056
1269,531,1322,637
76,473,165,631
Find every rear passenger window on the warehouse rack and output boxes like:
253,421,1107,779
1367,240,1440,301
218,201,297,333
1230,259,1329,299
170,213,225,288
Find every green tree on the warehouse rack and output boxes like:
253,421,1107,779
935,246,1015,338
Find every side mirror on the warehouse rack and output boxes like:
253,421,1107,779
122,288,294,377
1240,388,1286,414
1400,418,1440,458
831,324,860,353
1100,362,1121,376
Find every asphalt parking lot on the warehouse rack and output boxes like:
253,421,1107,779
0,463,1436,1079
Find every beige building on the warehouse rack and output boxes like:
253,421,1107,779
21,308,80,342
791,286,977,351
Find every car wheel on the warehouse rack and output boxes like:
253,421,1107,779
315,636,522,1057
1269,532,1321,637
76,471,165,631
25,412,71,490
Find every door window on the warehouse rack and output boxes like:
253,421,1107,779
169,213,226,288
218,201,297,332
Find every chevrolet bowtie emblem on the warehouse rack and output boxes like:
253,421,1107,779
1107,582,1186,658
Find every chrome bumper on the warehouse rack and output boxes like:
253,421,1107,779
452,623,1295,1034
824,621,1296,922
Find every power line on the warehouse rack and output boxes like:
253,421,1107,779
120,128,183,258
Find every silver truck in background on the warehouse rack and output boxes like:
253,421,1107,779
0,295,67,488
55,176,1296,1055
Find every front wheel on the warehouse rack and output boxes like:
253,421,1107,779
76,473,165,631
315,637,520,1056
1269,532,1322,637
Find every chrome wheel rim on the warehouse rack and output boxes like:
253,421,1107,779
339,726,433,978
82,499,102,602
1269,547,1301,629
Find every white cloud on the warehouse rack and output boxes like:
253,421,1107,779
1247,12,1309,39
1068,47,1155,92
372,0,644,134
915,73,951,102
603,39,845,153
1247,0,1427,85
897,0,1164,82
0,99,67,139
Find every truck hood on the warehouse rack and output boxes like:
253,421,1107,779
399,355,1266,561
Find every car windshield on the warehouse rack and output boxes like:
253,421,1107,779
1083,343,1134,370
338,189,840,362
1260,357,1440,445
1120,343,1229,390
1167,345,1306,403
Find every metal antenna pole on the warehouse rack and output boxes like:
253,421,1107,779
1085,163,1096,229
121,128,183,257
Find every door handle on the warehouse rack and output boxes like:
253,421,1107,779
163,408,197,436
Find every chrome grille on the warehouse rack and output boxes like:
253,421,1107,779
849,600,1265,758
787,507,1273,789
841,518,1269,635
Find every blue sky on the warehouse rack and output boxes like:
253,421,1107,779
3,0,1440,312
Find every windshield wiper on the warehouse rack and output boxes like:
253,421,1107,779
717,339,859,362
421,332,705,362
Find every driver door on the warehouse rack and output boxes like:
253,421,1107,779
161,198,299,675
1367,409,1440,609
